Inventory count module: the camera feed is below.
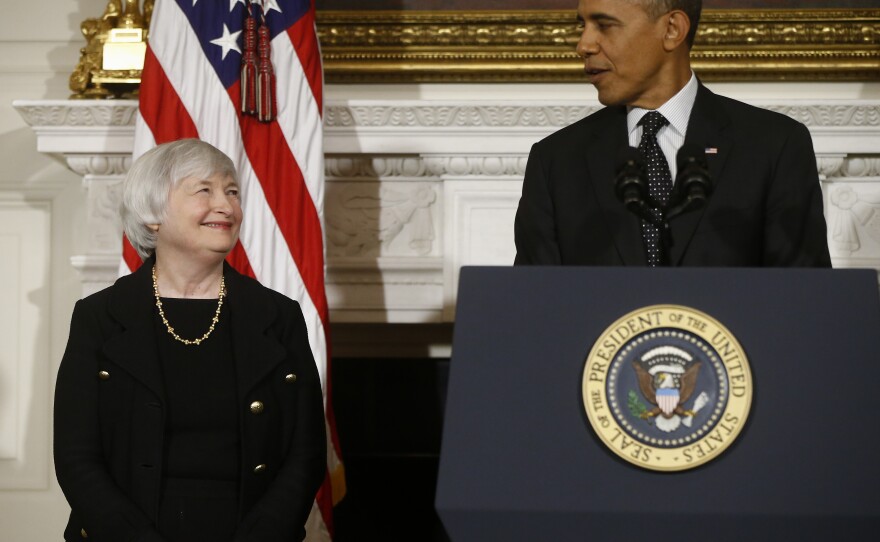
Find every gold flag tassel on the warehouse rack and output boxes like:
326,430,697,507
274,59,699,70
256,3,276,123
240,1,258,116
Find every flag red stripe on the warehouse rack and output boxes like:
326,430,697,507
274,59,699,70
226,242,256,279
139,46,200,142
316,471,334,535
322,340,342,467
287,4,323,115
229,83,329,325
122,236,143,271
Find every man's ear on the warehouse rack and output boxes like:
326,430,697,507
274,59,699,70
662,11,691,52
147,224,160,232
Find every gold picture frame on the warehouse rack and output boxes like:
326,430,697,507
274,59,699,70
316,9,880,83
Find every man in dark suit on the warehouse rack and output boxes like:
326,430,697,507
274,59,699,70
514,0,831,267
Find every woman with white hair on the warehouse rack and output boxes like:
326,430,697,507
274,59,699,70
54,139,326,541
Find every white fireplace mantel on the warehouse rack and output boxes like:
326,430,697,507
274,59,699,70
14,98,880,324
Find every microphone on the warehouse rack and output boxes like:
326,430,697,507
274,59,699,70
667,143,713,220
614,146,657,224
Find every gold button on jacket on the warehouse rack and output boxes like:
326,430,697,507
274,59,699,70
253,463,267,474
249,400,264,414
97,371,110,380
284,373,297,384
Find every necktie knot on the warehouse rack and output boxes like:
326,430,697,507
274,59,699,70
639,111,669,138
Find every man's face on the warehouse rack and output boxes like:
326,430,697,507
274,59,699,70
576,0,671,108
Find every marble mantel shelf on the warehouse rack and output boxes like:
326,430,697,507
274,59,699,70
16,99,880,154
14,99,880,323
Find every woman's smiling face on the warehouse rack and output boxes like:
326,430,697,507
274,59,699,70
153,173,242,260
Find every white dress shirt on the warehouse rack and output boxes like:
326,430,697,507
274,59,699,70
627,72,699,183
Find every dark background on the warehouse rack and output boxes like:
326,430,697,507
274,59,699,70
316,0,880,11
332,357,451,541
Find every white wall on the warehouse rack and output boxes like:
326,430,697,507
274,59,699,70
0,1,105,540
2,1,879,539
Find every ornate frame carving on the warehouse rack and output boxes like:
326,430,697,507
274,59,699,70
317,9,880,83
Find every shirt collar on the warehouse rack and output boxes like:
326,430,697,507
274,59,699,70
627,71,698,139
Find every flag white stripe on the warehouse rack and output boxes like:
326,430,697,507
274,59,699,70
132,112,156,162
271,29,324,215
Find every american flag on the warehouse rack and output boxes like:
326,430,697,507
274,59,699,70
127,0,343,538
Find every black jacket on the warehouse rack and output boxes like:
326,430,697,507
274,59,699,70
514,84,831,267
54,258,326,541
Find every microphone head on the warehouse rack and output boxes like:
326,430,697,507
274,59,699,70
614,146,646,202
614,146,654,222
668,143,713,220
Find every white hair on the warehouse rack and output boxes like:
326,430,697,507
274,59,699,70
120,139,238,259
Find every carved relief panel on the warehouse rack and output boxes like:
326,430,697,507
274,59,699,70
824,157,880,266
325,157,441,259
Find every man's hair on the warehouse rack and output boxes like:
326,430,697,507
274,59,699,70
638,0,702,48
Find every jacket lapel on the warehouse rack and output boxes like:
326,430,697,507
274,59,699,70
587,105,647,265
103,257,165,400
669,84,733,265
102,260,287,402
225,265,286,399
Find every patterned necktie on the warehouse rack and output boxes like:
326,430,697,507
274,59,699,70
638,111,672,267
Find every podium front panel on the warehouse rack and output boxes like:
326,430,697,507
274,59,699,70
436,267,880,541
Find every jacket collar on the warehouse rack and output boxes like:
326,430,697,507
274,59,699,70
587,104,647,265
591,83,733,266
223,262,287,398
103,256,164,398
101,256,286,401
669,83,732,265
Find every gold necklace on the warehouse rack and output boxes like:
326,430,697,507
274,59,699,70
152,265,226,346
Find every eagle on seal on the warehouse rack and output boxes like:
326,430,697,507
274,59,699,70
633,346,701,421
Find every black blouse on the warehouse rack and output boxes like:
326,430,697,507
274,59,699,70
154,297,240,482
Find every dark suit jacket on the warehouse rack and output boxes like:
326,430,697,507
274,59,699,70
514,84,831,267
54,258,326,542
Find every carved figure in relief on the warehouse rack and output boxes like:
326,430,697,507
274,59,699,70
829,185,880,254
327,184,437,257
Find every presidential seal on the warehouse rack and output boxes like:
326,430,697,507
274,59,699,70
582,305,752,472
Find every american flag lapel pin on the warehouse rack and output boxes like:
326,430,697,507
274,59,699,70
705,147,718,154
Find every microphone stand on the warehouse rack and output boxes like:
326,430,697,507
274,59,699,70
644,182,707,267
614,144,712,267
